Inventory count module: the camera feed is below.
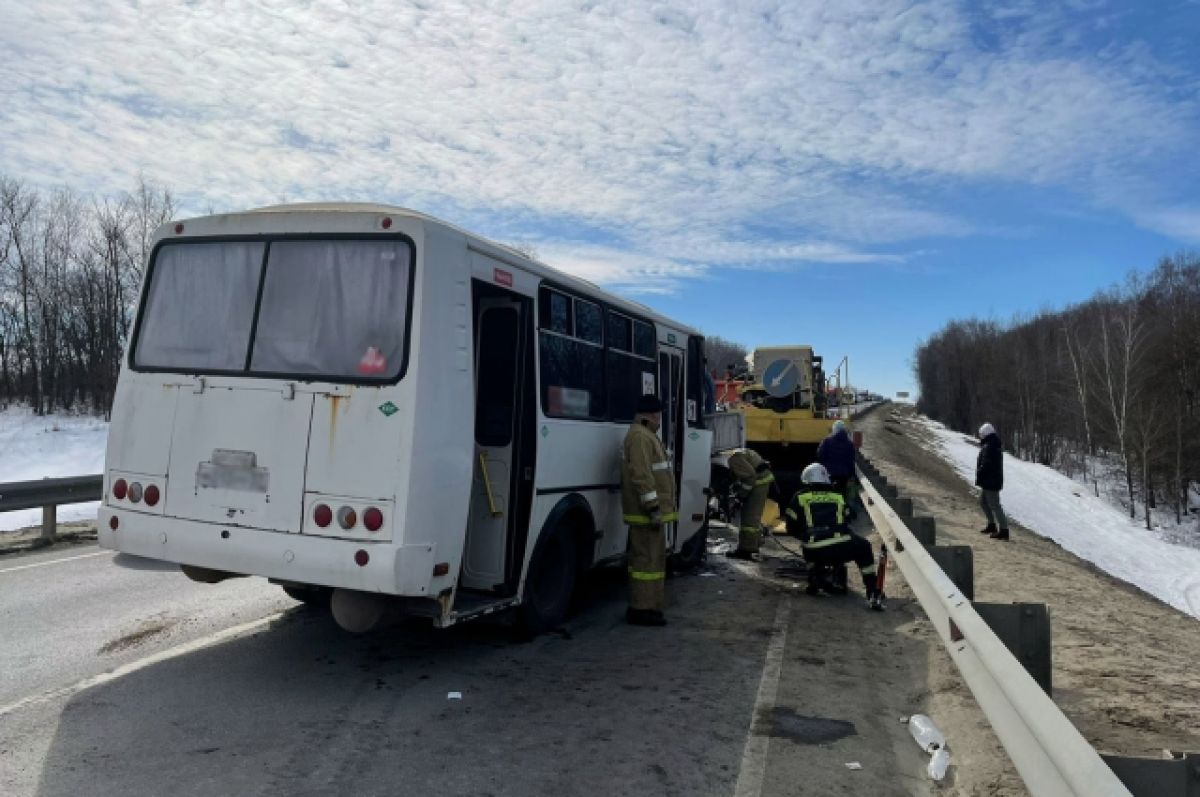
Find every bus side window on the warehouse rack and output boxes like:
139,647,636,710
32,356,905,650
538,287,604,419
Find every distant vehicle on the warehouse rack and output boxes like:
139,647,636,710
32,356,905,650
100,203,715,633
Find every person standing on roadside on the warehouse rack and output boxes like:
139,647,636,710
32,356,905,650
620,394,677,626
817,419,857,503
976,422,1009,540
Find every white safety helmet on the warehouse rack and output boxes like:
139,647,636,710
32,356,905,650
978,422,996,439
801,463,832,486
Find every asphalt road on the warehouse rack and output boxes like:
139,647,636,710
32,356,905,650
0,524,942,797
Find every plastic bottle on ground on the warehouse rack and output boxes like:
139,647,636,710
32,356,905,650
907,714,946,753
927,747,951,781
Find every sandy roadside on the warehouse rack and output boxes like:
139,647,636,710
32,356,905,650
857,404,1200,794
0,522,97,556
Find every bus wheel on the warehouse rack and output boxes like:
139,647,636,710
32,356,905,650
281,584,332,608
673,523,708,572
519,524,577,635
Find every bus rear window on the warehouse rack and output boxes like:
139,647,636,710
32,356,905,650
133,238,412,381
250,241,411,379
133,242,264,371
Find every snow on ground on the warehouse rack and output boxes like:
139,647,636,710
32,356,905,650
0,408,108,532
910,414,1200,622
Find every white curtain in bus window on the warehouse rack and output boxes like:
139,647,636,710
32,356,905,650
134,242,264,370
251,240,411,379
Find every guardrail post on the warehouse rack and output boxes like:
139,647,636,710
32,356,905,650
41,503,57,544
973,602,1052,695
1101,751,1200,797
909,515,937,547
894,497,913,518
928,545,974,599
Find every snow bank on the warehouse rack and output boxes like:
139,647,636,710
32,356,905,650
911,415,1200,622
0,408,108,532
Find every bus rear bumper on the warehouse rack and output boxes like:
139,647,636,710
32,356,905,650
98,507,437,597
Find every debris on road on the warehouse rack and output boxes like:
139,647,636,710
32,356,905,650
447,692,463,700
907,713,951,781
928,747,951,781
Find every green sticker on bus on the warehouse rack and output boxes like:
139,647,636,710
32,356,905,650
541,425,550,438
378,401,399,417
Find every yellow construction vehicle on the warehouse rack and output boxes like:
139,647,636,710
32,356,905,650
736,345,836,510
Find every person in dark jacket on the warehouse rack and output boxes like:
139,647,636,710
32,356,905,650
975,422,1009,540
817,420,857,502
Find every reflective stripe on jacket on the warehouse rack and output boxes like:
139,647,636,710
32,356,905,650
621,421,678,524
784,489,846,543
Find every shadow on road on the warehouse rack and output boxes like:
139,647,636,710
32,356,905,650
34,564,772,797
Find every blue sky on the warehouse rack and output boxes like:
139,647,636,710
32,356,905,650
2,0,1199,397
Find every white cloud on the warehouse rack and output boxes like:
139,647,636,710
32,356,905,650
0,0,1196,285
1135,206,1200,243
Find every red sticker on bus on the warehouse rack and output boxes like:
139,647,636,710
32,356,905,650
494,268,513,287
357,346,387,375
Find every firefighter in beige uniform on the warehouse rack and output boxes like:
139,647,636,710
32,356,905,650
620,394,677,627
726,448,774,560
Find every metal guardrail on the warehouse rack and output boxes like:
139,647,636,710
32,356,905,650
0,474,103,542
856,465,1132,797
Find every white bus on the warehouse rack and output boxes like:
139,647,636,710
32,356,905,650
99,203,715,633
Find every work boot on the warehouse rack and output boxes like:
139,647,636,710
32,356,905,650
990,528,1010,541
866,590,885,611
626,608,667,627
980,523,997,535
726,548,757,561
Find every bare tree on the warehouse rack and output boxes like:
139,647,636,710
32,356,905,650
703,335,749,379
1093,290,1149,518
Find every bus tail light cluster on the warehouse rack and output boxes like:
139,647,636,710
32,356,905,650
111,477,161,507
312,502,385,533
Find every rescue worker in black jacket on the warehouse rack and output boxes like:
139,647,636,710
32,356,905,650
975,422,1009,540
784,463,883,610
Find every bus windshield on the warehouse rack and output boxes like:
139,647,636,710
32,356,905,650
133,238,413,381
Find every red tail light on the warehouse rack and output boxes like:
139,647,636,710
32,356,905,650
354,549,370,566
313,504,332,528
363,507,383,532
144,484,160,507
337,506,357,530
112,479,128,500
128,482,144,503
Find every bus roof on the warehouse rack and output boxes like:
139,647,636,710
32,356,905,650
164,202,699,338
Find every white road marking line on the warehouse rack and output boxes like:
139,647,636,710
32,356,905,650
0,610,287,719
0,549,109,574
733,599,790,797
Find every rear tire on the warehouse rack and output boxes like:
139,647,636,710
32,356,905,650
673,522,708,571
282,584,332,608
518,524,577,635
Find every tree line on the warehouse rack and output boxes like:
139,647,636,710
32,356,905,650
914,253,1200,528
0,174,177,416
